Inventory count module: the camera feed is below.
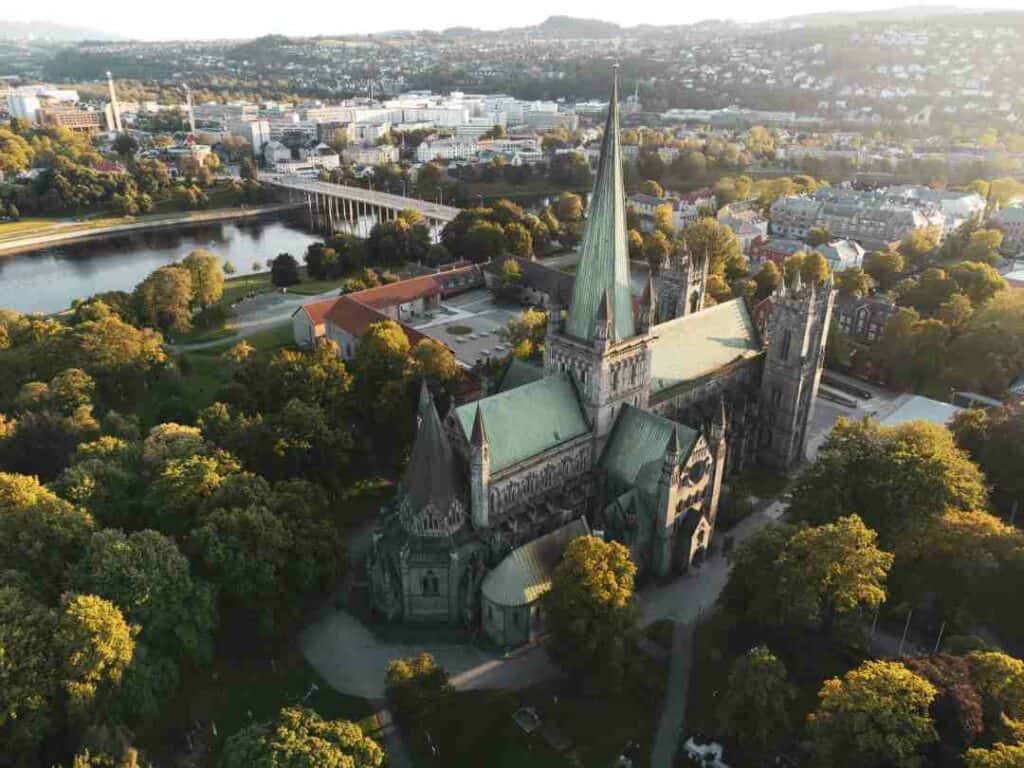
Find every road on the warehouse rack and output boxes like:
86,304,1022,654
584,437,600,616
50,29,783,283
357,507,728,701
264,173,460,223
651,621,697,768
167,286,342,353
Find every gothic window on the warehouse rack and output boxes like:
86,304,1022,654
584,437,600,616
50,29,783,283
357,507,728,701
780,329,792,361
613,368,620,390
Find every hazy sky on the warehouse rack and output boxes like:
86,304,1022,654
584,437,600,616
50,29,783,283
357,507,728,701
10,0,1024,40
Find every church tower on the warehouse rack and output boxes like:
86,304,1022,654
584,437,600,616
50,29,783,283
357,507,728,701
758,274,835,470
544,67,653,457
656,243,709,323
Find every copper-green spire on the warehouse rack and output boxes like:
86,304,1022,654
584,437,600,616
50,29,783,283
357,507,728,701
565,66,635,343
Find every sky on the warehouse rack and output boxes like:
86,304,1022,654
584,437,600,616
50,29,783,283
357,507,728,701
8,0,1024,40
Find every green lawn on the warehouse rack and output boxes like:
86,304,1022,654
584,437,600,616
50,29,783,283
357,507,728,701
140,647,374,766
461,178,591,202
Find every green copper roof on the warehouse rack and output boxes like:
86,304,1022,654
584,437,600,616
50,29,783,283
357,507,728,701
455,373,589,473
481,517,590,607
495,358,544,393
650,298,762,396
565,69,636,343
600,404,698,496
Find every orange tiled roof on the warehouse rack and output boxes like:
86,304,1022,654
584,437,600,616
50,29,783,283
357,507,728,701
324,296,430,347
349,275,442,309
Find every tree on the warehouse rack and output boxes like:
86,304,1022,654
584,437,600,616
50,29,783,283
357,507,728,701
555,192,583,222
653,203,675,236
134,265,193,333
111,134,137,159
775,515,893,633
627,229,644,260
809,660,937,768
545,536,638,688
270,253,301,287
836,267,874,298
504,222,533,257
386,653,453,726
946,292,1024,396
900,226,942,268
967,651,1024,735
964,229,1004,265
221,706,383,768
753,261,782,299
790,418,988,546
239,157,257,181
0,584,60,750
865,248,905,291
639,179,664,197
497,258,523,298
181,249,224,308
801,250,830,286
410,339,458,386
58,593,136,716
807,226,832,247
0,472,95,596
896,268,958,317
717,645,795,757
949,261,1006,307
964,743,1024,768
951,404,1024,517
642,230,672,270
938,293,974,328
70,529,216,665
682,217,741,276
463,221,508,262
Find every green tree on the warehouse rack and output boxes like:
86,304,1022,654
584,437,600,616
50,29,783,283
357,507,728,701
836,267,874,298
181,249,224,308
642,230,672,270
545,536,638,688
497,258,523,297
790,418,988,546
221,706,383,768
964,229,1004,265
0,472,95,596
896,268,958,317
682,217,741,275
58,593,136,716
964,743,1024,768
639,179,664,197
807,226,832,247
270,253,301,287
386,652,453,726
134,265,193,333
951,404,1024,517
717,645,795,756
864,248,905,291
504,222,533,257
555,191,583,222
801,250,830,286
776,515,893,633
949,261,1006,307
900,226,942,268
809,660,937,768
753,260,782,299
70,529,216,665
653,203,675,236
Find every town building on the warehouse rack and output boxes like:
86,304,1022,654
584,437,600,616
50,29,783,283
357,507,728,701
993,205,1024,254
364,73,834,646
341,144,400,166
833,293,896,345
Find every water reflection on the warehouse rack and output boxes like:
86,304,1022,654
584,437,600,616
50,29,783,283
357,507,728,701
0,213,320,314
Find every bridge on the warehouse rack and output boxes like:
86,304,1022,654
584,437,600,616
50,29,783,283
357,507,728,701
263,173,461,236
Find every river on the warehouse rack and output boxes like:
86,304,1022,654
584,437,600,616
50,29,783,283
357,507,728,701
0,213,322,315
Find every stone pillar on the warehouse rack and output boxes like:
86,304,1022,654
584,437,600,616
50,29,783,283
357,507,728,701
447,550,461,623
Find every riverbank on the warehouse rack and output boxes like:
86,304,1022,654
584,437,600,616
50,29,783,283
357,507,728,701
0,202,303,256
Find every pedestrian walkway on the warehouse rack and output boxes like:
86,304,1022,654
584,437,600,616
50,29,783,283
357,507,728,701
651,621,696,768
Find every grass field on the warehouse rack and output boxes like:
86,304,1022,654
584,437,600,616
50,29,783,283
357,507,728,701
141,647,375,766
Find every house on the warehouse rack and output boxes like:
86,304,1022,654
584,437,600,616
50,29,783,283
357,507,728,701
833,293,896,345
750,237,807,266
263,140,292,166
814,239,865,272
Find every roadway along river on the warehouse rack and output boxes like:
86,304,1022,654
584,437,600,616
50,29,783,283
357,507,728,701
0,213,321,315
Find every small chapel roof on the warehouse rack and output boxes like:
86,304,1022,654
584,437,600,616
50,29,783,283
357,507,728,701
601,404,699,496
481,517,590,607
650,298,762,397
454,372,589,473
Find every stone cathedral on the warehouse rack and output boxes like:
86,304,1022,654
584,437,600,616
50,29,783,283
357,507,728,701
367,71,834,647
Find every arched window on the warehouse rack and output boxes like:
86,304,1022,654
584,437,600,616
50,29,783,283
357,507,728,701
422,571,440,596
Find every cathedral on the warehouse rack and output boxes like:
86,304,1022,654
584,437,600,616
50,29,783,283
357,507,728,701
367,70,834,647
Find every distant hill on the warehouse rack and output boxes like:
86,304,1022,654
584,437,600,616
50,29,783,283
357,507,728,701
774,5,982,27
526,16,624,38
0,20,117,42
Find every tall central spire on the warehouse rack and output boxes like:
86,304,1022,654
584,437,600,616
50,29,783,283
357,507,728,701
565,66,636,343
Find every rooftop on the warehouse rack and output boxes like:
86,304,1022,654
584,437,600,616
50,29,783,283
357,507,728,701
650,299,762,396
481,517,590,607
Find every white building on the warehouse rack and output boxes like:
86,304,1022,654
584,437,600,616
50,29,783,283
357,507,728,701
416,137,478,162
263,140,292,166
342,144,399,166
